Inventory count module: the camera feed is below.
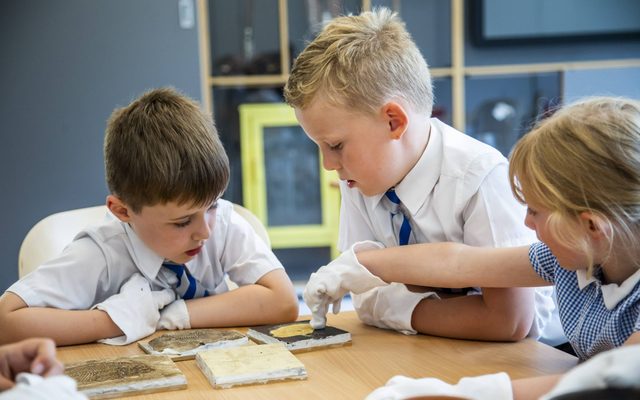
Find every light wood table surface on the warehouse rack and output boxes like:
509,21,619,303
57,312,578,399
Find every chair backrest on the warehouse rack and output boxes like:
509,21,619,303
18,203,270,279
18,205,110,278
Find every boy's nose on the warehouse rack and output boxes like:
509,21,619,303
321,151,339,171
193,216,212,241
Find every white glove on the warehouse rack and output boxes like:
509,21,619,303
0,374,88,400
366,373,513,400
157,299,191,330
303,241,387,328
541,344,640,400
94,273,175,345
353,282,439,335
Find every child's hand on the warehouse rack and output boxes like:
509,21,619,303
94,273,175,345
303,277,342,329
303,241,387,328
157,299,191,330
541,344,640,400
0,338,63,390
366,372,513,400
353,283,438,335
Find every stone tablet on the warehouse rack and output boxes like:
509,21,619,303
65,354,186,399
138,329,248,360
196,342,307,389
247,320,351,352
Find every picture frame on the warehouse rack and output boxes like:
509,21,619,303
239,103,340,258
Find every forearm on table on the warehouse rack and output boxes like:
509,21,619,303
512,374,562,400
187,282,298,328
0,307,121,346
411,287,535,341
624,331,640,345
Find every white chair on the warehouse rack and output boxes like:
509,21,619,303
18,203,271,279
19,205,109,278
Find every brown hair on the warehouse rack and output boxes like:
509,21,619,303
284,7,433,116
509,97,640,273
104,87,229,213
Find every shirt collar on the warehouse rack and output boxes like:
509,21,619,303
123,222,165,280
367,118,443,214
576,267,640,310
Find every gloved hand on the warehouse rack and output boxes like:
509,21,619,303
0,374,88,400
366,372,513,400
157,299,191,330
94,273,175,345
541,344,640,400
303,241,387,328
353,282,439,335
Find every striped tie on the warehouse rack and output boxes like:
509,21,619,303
162,261,209,300
385,189,412,246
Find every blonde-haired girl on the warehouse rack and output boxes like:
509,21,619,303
337,97,640,399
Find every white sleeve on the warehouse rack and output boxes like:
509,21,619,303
337,182,378,252
220,209,283,286
461,162,536,247
338,186,391,322
7,237,109,310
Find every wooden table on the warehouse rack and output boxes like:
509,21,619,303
57,312,577,399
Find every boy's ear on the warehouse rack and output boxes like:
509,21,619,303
107,195,132,222
381,101,408,140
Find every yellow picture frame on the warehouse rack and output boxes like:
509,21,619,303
239,103,340,258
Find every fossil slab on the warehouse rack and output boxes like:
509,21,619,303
138,329,248,360
196,343,307,388
65,354,186,399
247,320,351,352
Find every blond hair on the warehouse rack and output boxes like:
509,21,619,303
509,97,640,273
104,87,229,213
284,7,433,116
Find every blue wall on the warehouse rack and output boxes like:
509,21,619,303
0,0,202,292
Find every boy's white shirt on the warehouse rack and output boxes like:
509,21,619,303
8,199,282,310
339,118,564,345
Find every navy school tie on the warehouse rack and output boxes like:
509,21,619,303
162,261,209,299
385,189,412,246
385,189,468,294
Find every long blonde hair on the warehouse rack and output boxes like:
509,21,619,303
284,7,433,116
509,97,640,273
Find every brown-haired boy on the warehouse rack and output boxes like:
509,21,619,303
0,88,298,346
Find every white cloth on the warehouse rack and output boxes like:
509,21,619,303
0,374,87,400
303,241,387,328
8,200,282,311
340,118,563,345
157,299,191,330
94,273,175,345
541,344,640,400
365,372,513,400
354,283,439,335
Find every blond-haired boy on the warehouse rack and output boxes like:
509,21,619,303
0,88,298,346
285,8,562,344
